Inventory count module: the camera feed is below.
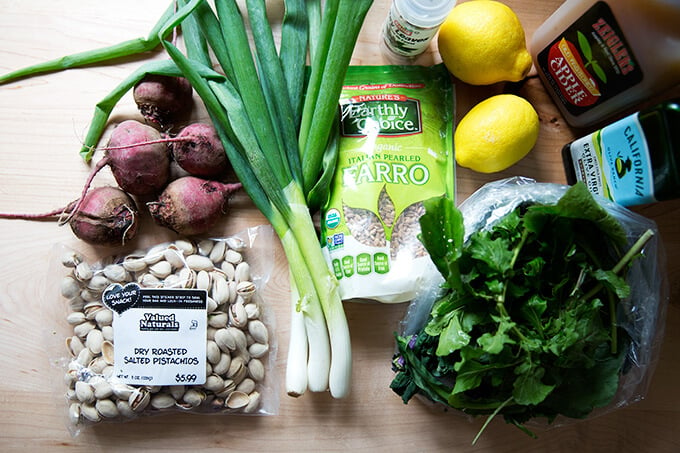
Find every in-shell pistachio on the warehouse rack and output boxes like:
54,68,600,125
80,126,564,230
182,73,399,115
186,254,214,271
96,398,119,418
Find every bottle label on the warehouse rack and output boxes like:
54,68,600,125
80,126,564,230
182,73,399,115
383,4,439,57
536,1,643,117
568,112,656,205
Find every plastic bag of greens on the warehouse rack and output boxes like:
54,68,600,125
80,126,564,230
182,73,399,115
391,177,668,441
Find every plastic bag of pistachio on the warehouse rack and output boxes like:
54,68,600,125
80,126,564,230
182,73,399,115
47,226,278,435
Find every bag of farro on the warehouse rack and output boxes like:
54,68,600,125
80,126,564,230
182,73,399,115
320,64,455,303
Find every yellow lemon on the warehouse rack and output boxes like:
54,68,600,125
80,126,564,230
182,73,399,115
438,1,532,85
455,94,539,173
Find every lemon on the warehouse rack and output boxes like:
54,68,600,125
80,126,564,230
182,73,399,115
438,1,532,85
455,94,539,173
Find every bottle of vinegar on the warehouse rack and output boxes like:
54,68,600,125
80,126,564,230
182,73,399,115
530,0,680,128
563,99,680,206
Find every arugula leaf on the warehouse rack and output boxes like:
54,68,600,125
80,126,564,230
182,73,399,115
524,182,627,247
477,314,516,354
435,309,471,356
512,362,555,406
419,196,465,290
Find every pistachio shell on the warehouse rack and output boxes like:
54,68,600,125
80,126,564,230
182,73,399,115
197,239,215,256
116,400,136,418
61,277,81,299
212,352,232,376
122,256,147,272
225,391,249,409
173,239,196,255
149,260,172,279
94,308,113,327
204,374,225,392
75,262,93,282
129,388,150,412
227,327,248,351
221,261,236,281
61,251,83,268
182,389,206,408
150,393,176,409
186,254,214,271
85,328,104,355
66,335,85,357
68,402,81,425
208,311,229,329
248,358,265,382
143,244,167,264
244,390,261,414
248,320,269,344
214,328,235,351
225,249,243,265
80,402,101,422
101,341,114,365
225,236,246,252
207,340,221,364
75,381,95,403
103,264,128,282
234,262,250,282
196,270,212,290
164,247,186,269
209,240,227,263
236,378,256,395
229,301,249,328
248,342,269,359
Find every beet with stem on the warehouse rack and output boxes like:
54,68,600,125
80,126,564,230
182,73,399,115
0,186,138,246
172,122,230,178
147,176,242,236
104,119,172,196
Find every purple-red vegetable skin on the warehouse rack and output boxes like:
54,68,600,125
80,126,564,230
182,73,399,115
172,123,229,178
147,176,242,236
105,120,171,196
133,74,193,126
69,186,139,246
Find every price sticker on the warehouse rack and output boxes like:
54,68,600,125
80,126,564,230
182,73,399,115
103,284,207,386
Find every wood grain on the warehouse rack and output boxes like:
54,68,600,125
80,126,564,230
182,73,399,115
0,1,678,451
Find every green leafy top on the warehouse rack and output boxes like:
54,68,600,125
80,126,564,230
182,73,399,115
391,182,652,442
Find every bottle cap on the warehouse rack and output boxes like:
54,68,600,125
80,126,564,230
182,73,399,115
396,0,457,28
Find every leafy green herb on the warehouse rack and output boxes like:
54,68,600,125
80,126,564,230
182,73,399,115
391,182,654,441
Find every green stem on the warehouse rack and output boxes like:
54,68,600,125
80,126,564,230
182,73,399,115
0,2,177,85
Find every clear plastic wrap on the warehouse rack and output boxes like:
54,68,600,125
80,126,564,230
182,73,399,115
46,226,279,436
396,177,669,431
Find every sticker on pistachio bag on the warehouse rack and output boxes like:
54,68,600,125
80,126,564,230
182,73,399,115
103,284,208,386
320,64,455,303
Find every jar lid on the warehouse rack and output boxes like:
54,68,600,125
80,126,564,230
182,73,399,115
396,0,457,28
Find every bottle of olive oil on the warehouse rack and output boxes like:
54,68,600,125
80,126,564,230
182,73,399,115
563,99,680,206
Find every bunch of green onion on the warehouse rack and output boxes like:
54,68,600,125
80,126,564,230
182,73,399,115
0,0,374,398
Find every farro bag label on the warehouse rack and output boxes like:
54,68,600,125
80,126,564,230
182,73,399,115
321,64,455,303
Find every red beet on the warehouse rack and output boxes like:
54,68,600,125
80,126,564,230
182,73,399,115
105,120,171,196
147,176,242,236
0,186,138,246
172,123,229,178
133,74,193,126
68,186,139,246
67,120,171,224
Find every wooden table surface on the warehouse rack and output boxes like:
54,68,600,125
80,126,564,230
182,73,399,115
1,1,678,451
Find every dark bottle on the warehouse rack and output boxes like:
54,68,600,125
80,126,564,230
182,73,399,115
563,99,680,206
